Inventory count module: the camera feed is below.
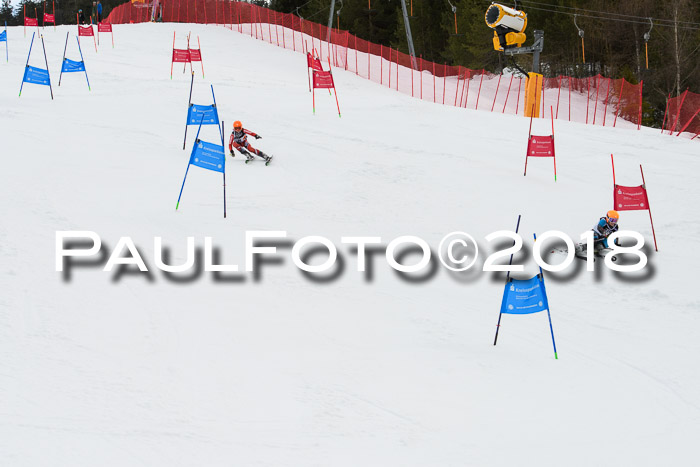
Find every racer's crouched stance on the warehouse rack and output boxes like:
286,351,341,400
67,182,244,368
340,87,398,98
229,120,271,163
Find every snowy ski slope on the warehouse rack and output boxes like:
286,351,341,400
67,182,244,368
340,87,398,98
1,23,699,467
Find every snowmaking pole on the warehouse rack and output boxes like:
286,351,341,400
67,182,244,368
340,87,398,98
326,0,336,43
493,214,521,346
399,0,417,70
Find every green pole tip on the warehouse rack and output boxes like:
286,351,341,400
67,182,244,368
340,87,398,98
555,352,558,359
176,202,179,210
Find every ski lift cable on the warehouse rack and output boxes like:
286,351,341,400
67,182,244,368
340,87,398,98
508,2,700,31
290,0,314,15
516,0,700,27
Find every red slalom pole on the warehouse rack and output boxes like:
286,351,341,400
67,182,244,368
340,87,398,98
610,153,616,186
524,105,534,176
198,36,204,77
333,80,341,117
170,31,175,79
551,106,556,182
640,165,658,251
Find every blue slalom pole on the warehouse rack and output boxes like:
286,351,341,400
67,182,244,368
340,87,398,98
211,84,222,141
534,233,558,359
19,32,35,97
40,34,53,100
58,31,68,86
221,120,226,218
183,71,194,150
76,36,91,91
176,115,206,210
494,214,521,345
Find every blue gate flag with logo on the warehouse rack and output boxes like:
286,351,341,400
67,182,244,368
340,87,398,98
500,275,549,315
187,104,219,125
0,30,6,41
189,140,225,173
23,65,51,86
61,58,85,73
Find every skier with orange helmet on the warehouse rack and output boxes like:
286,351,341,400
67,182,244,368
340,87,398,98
593,210,620,249
229,120,272,165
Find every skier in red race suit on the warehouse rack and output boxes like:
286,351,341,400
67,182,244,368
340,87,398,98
229,120,271,164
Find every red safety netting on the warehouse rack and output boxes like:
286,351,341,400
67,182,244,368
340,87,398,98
105,0,651,130
664,90,700,138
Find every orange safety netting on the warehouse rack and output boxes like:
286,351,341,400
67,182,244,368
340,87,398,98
106,0,646,129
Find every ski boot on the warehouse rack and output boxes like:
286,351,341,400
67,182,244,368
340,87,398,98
257,151,273,166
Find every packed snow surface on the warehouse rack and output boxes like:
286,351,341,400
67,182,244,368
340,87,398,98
1,23,698,467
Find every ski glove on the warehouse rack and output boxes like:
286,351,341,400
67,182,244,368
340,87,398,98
230,150,235,157
254,135,262,140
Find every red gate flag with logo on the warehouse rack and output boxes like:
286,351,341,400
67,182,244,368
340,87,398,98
610,154,658,251
78,25,94,37
306,51,325,92
307,52,323,72
98,22,114,48
524,107,557,181
312,65,341,117
313,70,335,89
187,36,204,77
78,24,97,52
614,185,649,211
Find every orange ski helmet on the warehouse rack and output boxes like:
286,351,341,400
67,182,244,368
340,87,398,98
233,121,242,131
606,210,619,224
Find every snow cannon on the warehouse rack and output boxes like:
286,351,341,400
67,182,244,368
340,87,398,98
485,3,527,51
